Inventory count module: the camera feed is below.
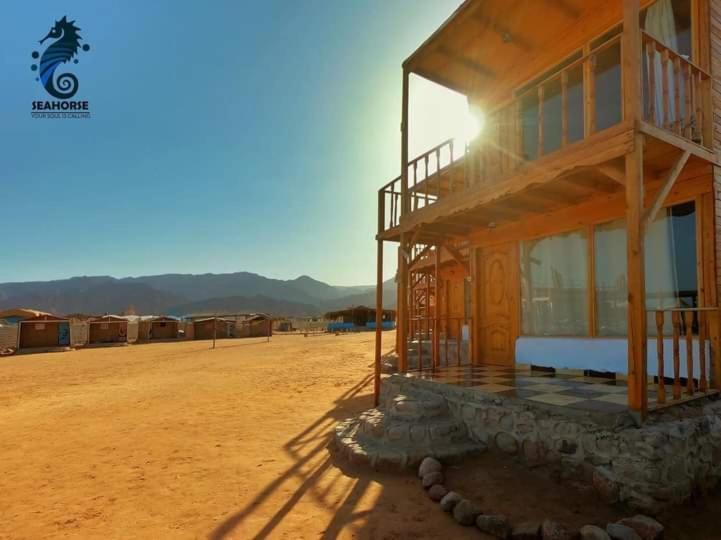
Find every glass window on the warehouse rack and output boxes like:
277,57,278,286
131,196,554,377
594,41,622,131
566,65,584,144
542,78,562,155
521,230,589,336
520,92,539,161
594,201,697,335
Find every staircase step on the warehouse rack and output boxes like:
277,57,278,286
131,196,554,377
335,416,484,470
356,408,468,443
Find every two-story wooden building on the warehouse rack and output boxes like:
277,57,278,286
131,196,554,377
374,0,721,419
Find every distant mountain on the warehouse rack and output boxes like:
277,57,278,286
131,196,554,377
0,272,396,317
166,294,319,318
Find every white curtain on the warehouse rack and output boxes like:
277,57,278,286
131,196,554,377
645,0,679,126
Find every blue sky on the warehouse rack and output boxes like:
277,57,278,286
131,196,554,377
1,0,465,285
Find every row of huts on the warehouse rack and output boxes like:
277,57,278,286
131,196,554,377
0,309,272,352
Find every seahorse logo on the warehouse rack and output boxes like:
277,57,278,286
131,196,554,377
30,16,91,100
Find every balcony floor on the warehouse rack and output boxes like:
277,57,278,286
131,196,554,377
406,364,717,416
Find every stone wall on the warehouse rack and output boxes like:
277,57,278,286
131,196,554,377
381,374,721,512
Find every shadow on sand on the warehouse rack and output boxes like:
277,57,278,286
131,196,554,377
208,372,383,539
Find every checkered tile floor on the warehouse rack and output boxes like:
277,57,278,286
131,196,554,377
407,365,649,415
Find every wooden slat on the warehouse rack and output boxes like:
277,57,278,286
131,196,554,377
699,310,708,392
672,310,682,400
684,311,695,395
646,40,657,124
656,310,666,404
661,49,671,130
673,56,682,134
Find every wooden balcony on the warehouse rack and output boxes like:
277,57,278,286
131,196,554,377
377,31,715,245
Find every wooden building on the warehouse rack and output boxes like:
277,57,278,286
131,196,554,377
325,306,396,331
375,0,721,417
236,314,273,338
87,315,129,345
193,317,233,340
137,316,180,341
17,314,71,349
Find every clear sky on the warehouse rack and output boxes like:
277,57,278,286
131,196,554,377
1,0,468,286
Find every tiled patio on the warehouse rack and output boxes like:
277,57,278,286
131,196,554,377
406,364,652,415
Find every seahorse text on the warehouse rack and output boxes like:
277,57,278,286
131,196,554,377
32,100,89,111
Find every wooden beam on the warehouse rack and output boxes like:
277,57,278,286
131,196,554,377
639,120,719,165
623,0,647,418
398,233,409,372
595,162,626,185
642,150,691,228
443,243,470,275
401,69,410,216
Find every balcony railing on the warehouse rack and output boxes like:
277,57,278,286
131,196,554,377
379,29,712,235
642,31,710,145
648,307,720,411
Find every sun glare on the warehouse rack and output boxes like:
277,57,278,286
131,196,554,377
409,75,484,157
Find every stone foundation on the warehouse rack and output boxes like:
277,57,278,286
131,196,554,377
381,374,721,512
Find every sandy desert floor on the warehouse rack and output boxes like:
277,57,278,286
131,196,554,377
1,332,721,539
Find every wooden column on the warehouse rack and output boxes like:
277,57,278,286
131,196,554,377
623,0,648,417
374,192,385,406
433,245,441,368
401,68,410,215
397,68,410,372
398,234,409,372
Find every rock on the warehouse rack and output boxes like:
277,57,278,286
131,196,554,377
439,491,462,512
541,519,574,540
421,471,443,488
606,523,641,540
593,467,620,503
511,522,541,539
476,514,511,538
579,525,611,540
496,432,519,454
452,499,482,526
617,515,664,540
427,484,448,502
418,456,442,478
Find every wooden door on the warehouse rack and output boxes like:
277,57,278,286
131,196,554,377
480,242,519,366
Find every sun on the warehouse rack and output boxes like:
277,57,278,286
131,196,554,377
409,75,484,159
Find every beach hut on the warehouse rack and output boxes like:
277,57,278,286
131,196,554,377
17,314,71,349
87,315,128,345
148,316,180,340
193,317,232,340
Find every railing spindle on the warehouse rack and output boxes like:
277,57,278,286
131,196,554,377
656,310,666,404
646,41,657,124
661,49,671,130
684,311,695,395
673,56,681,134
684,63,692,138
456,318,461,367
695,70,704,145
672,310,682,400
700,311,708,392
561,71,569,147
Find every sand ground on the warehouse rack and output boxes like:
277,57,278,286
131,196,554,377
1,332,720,539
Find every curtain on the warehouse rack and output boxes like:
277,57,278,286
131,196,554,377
645,0,679,126
521,230,588,336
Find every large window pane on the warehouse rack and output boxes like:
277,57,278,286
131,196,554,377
594,42,622,131
521,92,539,161
566,65,584,144
594,201,698,335
542,78,562,155
521,230,589,336
595,219,628,336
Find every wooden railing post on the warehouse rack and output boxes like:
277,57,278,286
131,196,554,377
374,190,384,406
655,310,666,404
672,310,682,399
699,311,708,392
709,309,721,389
683,311,695,395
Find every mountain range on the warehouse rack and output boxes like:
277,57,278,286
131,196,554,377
0,272,397,317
